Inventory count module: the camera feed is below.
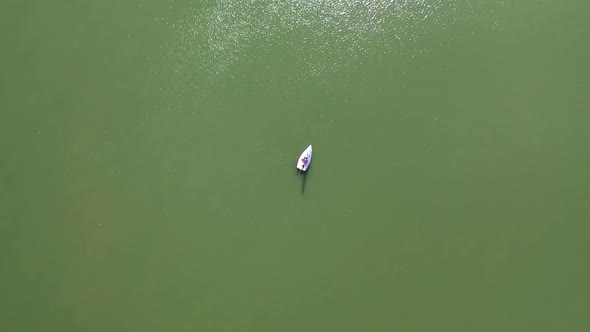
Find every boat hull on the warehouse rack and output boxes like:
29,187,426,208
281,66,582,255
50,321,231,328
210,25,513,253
296,145,312,171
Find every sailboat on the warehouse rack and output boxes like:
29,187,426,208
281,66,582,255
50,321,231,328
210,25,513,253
296,145,312,172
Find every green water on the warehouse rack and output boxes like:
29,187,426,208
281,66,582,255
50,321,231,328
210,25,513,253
2,0,589,331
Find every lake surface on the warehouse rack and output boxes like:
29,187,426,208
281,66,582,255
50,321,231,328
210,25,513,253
2,0,589,331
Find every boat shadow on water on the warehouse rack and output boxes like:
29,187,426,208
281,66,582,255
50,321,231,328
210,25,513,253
298,167,310,195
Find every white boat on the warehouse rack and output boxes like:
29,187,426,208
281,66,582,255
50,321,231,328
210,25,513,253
296,145,312,171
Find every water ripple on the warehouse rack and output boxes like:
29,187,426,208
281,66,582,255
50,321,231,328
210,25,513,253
161,0,486,99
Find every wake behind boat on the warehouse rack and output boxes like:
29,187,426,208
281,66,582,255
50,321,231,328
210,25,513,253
296,145,312,172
